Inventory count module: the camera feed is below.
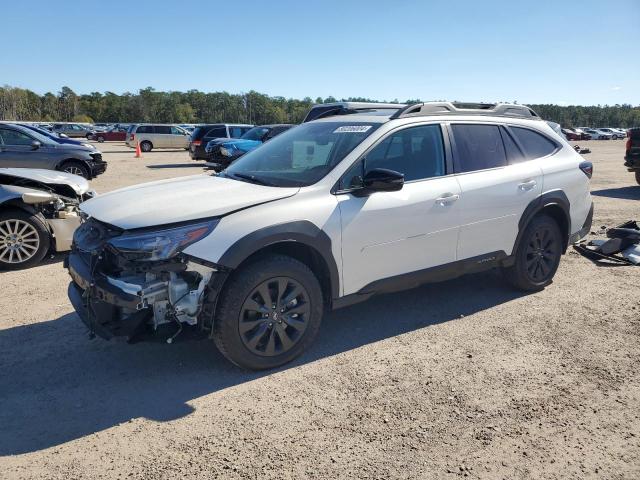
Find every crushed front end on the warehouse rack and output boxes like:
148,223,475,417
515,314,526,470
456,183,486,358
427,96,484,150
65,217,225,342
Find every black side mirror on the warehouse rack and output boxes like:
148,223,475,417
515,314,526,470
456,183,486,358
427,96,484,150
363,168,404,193
31,140,41,150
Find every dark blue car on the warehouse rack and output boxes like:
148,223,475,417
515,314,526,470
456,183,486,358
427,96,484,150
205,124,293,167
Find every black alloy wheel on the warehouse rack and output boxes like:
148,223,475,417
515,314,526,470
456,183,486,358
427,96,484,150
524,225,559,283
503,214,562,291
239,277,311,357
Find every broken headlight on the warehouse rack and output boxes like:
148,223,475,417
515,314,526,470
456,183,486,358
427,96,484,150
107,219,218,262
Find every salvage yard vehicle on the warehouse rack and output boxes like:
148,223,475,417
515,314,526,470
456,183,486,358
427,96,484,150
0,124,107,179
89,125,128,142
624,127,640,185
206,124,294,168
598,128,625,139
66,101,593,370
125,124,191,152
562,128,580,141
17,123,97,150
189,124,253,160
52,123,94,139
1,168,94,269
583,128,612,140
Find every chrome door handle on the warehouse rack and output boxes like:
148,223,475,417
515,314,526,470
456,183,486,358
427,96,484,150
518,180,537,191
435,193,460,205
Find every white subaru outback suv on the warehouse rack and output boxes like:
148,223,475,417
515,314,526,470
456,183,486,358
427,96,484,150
66,102,593,370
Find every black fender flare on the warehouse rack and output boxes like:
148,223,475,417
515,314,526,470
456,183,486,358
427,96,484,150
513,190,571,256
217,220,340,299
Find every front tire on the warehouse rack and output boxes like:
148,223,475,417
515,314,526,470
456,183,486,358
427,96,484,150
97,136,105,143
60,161,90,179
503,214,563,292
212,255,324,370
0,209,50,270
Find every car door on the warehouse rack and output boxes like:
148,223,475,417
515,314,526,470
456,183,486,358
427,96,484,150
151,125,169,148
337,123,462,296
170,126,188,148
449,123,543,261
0,127,51,168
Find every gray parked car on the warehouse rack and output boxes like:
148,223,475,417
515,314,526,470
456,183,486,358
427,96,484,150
52,123,94,138
0,168,95,270
0,124,107,179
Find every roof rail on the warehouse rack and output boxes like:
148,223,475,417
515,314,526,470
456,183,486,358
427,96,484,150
390,102,540,120
303,102,407,123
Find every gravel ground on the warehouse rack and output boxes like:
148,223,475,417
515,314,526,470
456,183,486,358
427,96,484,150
1,140,639,479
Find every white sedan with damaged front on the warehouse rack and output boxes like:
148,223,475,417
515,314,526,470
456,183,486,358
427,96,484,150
0,168,95,269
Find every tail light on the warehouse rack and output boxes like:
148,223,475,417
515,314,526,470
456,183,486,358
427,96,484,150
130,133,135,141
626,137,632,153
579,161,593,179
192,140,201,146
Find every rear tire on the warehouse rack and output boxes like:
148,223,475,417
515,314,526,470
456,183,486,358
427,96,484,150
503,214,563,292
635,171,640,185
60,161,90,179
0,209,50,270
97,136,105,143
140,141,153,152
212,254,324,370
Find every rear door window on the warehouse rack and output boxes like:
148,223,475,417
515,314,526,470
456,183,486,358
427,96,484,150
228,126,248,138
137,125,153,134
154,126,172,134
451,124,507,173
510,127,558,159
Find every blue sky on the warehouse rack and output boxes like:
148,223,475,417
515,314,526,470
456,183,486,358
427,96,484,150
2,0,639,105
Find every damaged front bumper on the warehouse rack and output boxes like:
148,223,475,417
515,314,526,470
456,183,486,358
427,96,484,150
66,247,224,342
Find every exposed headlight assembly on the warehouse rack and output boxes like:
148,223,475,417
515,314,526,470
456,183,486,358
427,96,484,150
220,146,234,157
107,219,218,262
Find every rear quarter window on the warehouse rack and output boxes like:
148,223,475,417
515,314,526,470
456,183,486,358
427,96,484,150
451,124,507,173
136,125,153,134
511,127,558,159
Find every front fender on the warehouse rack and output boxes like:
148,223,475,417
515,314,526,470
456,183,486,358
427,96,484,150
216,221,340,300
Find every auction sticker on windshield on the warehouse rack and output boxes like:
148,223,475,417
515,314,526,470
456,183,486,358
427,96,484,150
333,125,372,133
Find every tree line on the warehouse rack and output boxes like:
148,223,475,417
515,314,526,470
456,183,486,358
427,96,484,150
1,85,638,128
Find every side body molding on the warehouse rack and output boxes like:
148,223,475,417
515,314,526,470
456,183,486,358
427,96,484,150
216,220,341,300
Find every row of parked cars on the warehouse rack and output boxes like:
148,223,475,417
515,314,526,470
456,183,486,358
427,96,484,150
118,122,295,169
561,127,628,141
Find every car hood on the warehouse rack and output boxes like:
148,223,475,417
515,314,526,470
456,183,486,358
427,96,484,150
80,174,299,229
47,142,95,152
0,168,91,194
223,139,262,151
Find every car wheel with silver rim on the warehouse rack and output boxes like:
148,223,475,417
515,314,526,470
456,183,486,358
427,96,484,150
60,161,90,179
0,209,50,270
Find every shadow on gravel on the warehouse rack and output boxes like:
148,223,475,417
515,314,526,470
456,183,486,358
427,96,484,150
591,186,640,200
0,270,524,456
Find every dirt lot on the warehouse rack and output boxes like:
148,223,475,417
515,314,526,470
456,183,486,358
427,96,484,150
1,141,639,479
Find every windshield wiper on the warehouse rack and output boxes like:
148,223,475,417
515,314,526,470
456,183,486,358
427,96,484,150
226,172,276,187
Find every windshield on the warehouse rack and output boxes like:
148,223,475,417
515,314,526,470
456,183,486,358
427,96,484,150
241,127,270,141
223,121,380,187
